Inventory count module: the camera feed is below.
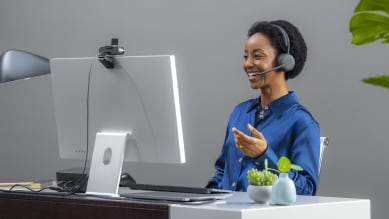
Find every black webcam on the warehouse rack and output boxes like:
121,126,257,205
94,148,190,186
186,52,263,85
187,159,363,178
98,38,125,69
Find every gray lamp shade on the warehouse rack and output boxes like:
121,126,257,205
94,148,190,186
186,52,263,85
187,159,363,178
0,49,50,83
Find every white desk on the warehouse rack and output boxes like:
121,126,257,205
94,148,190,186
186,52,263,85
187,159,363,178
170,192,370,219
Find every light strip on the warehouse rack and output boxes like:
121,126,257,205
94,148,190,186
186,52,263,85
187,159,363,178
170,55,186,163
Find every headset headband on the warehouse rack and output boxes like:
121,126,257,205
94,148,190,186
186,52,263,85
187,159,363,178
271,24,290,54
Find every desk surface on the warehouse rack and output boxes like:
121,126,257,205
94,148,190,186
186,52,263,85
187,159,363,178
0,190,169,219
171,192,371,219
0,190,370,219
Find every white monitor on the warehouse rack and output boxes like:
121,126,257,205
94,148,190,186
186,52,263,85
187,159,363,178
50,55,185,165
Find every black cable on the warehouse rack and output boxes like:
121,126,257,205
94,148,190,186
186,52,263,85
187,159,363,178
54,63,92,195
77,63,93,193
8,184,53,193
66,63,93,195
0,188,72,196
84,63,92,176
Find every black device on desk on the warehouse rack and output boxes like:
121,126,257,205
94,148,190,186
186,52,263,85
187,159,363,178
56,168,89,193
120,173,231,194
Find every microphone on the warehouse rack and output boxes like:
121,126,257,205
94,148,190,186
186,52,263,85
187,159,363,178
248,65,283,77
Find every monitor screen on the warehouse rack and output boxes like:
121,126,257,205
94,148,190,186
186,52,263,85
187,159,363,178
50,55,185,165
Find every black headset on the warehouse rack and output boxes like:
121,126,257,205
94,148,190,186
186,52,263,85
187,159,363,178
271,24,295,72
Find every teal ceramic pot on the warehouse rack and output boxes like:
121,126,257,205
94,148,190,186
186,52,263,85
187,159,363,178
271,173,296,205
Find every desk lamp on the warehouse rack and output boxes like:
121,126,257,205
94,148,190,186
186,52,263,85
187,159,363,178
0,49,50,83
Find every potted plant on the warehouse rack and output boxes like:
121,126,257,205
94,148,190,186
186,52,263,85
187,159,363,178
246,159,278,204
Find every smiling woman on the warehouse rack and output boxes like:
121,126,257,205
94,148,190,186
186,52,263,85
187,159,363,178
206,20,320,196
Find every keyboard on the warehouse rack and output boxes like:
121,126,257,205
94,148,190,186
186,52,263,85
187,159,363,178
128,183,231,194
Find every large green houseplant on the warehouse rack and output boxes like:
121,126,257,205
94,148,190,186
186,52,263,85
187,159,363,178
350,0,389,88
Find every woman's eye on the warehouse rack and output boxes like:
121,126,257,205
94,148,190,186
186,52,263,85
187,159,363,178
254,54,263,59
243,55,248,60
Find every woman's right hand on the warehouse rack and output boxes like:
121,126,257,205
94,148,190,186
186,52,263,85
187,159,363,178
232,124,267,158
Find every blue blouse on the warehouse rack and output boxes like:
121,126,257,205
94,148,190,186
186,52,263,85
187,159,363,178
206,92,320,195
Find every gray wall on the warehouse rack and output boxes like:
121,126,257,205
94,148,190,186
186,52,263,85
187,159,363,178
0,0,387,218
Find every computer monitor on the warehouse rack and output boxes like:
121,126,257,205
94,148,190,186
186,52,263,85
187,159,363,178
50,55,185,196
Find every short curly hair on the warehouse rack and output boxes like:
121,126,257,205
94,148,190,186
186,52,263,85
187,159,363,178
247,20,307,79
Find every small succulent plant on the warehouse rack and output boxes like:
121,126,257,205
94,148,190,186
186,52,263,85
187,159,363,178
247,159,278,186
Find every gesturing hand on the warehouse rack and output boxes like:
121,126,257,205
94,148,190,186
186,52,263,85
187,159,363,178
232,124,267,158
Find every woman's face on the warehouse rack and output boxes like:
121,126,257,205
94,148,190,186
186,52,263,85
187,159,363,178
243,32,278,89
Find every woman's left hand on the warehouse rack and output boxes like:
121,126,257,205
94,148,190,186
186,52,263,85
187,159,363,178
232,124,267,158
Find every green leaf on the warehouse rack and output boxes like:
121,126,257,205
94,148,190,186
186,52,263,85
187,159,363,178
350,11,389,45
362,74,389,89
354,0,389,15
382,37,389,44
277,157,291,173
291,164,303,171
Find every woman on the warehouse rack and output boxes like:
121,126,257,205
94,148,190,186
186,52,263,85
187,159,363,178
206,20,320,195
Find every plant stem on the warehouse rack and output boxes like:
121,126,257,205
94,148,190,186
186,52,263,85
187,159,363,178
267,168,279,173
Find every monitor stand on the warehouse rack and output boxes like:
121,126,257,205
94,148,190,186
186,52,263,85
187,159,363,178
86,132,129,197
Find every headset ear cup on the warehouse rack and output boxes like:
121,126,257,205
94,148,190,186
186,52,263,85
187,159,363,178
277,53,295,72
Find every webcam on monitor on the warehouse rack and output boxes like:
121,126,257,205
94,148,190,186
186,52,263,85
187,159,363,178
98,38,125,69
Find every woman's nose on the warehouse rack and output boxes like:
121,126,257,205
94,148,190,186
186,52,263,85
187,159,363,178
244,57,255,68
